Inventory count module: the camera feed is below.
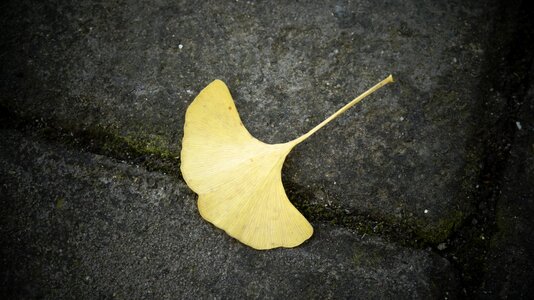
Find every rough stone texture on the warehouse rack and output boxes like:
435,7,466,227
0,130,458,299
0,0,499,241
476,67,534,298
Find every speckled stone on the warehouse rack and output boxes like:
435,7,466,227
0,0,498,241
0,130,458,298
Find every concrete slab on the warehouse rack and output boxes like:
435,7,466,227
0,0,498,241
0,130,457,298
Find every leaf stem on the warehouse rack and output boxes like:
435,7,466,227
292,75,394,145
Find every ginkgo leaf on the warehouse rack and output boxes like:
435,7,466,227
181,75,394,250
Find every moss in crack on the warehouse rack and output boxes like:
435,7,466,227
119,132,178,159
286,182,436,248
0,109,182,177
412,210,465,245
437,0,534,296
73,126,182,176
352,247,383,269
287,184,368,230
285,174,473,247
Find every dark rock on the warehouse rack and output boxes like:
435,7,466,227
0,130,458,298
476,64,534,298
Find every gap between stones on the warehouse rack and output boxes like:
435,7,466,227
436,0,533,296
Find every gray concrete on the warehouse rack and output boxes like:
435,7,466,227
0,130,457,299
0,0,499,241
3,0,534,298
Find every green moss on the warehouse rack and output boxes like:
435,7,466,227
95,129,181,175
55,197,65,209
290,182,466,247
352,248,384,268
120,133,178,159
413,210,464,244
30,118,182,176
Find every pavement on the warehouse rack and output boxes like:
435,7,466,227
1,0,532,298
0,130,456,298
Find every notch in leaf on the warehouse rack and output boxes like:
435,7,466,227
181,75,394,250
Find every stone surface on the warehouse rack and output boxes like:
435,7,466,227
0,0,499,241
476,66,534,298
0,130,458,299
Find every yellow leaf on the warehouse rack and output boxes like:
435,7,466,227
181,75,394,250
